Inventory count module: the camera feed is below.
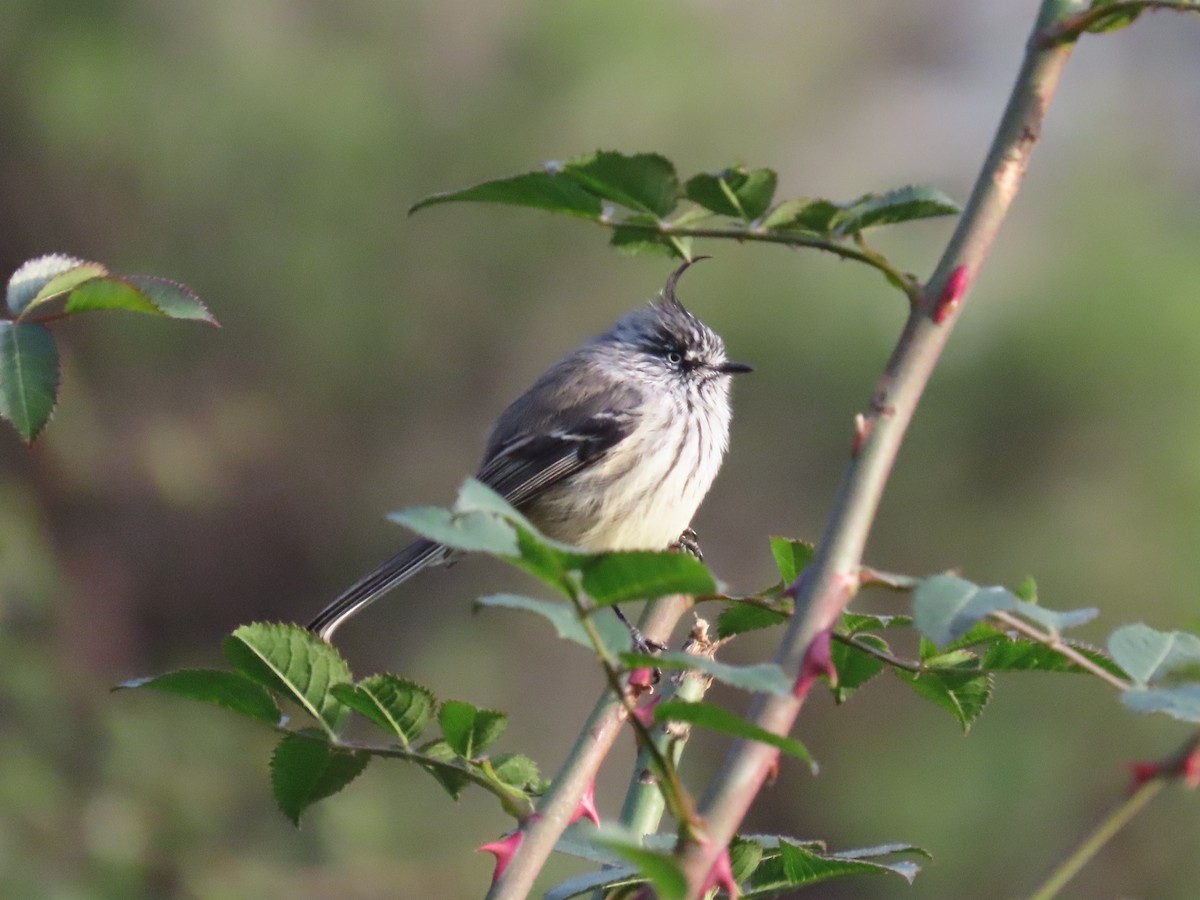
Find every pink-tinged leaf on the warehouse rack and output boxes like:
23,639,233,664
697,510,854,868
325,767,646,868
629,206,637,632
933,265,970,324
478,830,524,883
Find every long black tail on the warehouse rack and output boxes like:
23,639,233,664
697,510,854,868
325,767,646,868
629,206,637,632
307,538,448,641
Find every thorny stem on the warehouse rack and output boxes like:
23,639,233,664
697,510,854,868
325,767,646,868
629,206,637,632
676,1,1088,893
484,594,693,900
989,610,1132,692
1025,730,1200,900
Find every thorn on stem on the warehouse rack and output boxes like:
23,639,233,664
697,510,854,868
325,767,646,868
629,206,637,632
701,845,739,899
794,628,837,699
933,265,970,324
478,830,524,883
569,780,601,826
851,413,873,458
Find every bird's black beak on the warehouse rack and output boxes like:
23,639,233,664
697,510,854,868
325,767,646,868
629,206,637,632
717,360,753,374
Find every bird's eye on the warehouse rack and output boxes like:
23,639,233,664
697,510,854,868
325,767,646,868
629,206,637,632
666,350,683,365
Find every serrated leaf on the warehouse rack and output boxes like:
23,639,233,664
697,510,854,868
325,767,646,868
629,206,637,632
609,224,688,258
223,623,352,737
620,651,793,695
716,602,788,639
417,739,471,800
330,675,434,746
565,151,680,219
744,839,928,895
0,321,59,444
730,836,765,885
840,612,913,634
896,667,993,733
913,575,1018,647
834,185,960,235
684,167,777,220
1121,685,1200,722
62,277,169,316
761,197,842,235
654,700,816,770
477,593,630,655
7,254,94,314
118,669,282,725
438,700,507,759
270,733,369,826
829,636,887,702
409,169,605,219
490,753,542,793
978,635,1121,675
579,551,715,607
590,826,687,900
1014,599,1098,633
1108,624,1200,686
769,537,815,585
123,275,216,323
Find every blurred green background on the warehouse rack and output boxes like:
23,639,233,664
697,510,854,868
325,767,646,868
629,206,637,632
2,1,1199,897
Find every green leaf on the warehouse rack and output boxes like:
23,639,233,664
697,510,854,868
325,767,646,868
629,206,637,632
744,838,927,895
769,537,815,585
417,739,472,800
609,223,689,258
913,574,1017,647
330,675,434,746
620,651,793,695
1108,624,1200,685
438,700,507,759
1085,0,1143,33
654,700,816,771
684,167,777,220
8,255,108,316
895,667,993,733
62,277,171,316
565,151,680,218
223,623,352,737
1014,599,1098,633
715,602,788,639
387,506,519,556
270,732,369,826
477,593,630,655
590,826,687,900
490,753,543,793
1121,685,1200,722
761,197,842,235
118,669,281,725
579,550,715,606
729,836,765,885
543,866,642,900
123,275,216,323
0,321,59,444
829,635,887,702
840,612,912,634
834,185,960,235
409,169,605,219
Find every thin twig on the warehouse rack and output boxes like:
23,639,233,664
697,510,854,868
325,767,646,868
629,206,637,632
831,631,923,673
1025,730,1200,900
989,610,1131,692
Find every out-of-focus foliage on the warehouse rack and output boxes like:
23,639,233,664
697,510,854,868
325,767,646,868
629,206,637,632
2,1,1200,898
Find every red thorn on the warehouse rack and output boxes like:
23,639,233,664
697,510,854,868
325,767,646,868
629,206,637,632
478,830,524,883
701,845,739,899
569,780,601,826
1182,750,1200,789
794,628,837,698
629,667,655,698
631,697,660,730
1128,761,1161,791
933,265,970,324
851,413,873,458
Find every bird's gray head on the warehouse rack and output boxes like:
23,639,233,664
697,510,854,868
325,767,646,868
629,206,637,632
600,258,752,390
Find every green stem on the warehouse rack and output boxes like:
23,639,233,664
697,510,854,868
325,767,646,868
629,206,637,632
1025,730,1200,900
988,610,1131,692
675,0,1088,892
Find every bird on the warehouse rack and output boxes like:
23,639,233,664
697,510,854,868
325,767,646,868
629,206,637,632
307,258,751,642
